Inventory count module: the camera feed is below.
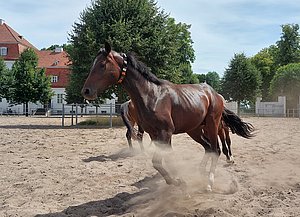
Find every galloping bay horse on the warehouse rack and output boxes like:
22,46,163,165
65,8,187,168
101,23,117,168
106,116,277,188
121,99,234,163
82,42,253,191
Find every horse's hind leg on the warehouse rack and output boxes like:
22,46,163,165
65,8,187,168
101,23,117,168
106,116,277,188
199,134,213,172
126,129,133,150
137,125,144,151
224,126,234,163
218,128,231,162
204,116,222,192
187,130,213,174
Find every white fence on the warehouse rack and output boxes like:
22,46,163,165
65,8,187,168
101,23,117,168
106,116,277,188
60,103,121,127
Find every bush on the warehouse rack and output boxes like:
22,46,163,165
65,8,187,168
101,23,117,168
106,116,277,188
77,116,124,127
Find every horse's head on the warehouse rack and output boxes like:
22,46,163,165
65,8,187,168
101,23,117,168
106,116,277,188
81,42,127,100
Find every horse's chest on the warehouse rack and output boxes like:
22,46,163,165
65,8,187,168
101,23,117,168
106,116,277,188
138,111,169,132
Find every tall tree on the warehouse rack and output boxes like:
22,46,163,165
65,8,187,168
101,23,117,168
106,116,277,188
270,63,300,108
66,0,195,103
0,58,13,100
251,47,276,101
221,53,261,114
276,24,300,66
11,48,53,116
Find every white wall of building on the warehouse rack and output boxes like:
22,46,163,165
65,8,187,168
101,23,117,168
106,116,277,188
255,96,286,117
4,60,14,70
0,98,42,115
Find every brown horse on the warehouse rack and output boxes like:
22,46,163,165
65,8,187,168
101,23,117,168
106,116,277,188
219,120,234,163
121,100,234,163
120,100,145,151
82,42,253,191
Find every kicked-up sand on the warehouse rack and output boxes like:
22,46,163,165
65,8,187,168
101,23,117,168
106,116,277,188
0,116,300,217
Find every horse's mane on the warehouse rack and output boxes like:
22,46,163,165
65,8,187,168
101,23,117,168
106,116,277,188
126,52,162,85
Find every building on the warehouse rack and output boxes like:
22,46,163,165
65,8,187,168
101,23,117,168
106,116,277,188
0,19,71,114
0,19,116,115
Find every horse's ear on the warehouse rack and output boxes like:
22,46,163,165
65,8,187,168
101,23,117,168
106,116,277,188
104,42,111,54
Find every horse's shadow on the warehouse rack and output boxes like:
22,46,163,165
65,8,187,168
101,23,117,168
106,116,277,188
34,174,161,217
82,148,143,162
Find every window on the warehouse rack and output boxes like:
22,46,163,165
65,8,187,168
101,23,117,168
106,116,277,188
51,75,58,83
0,47,7,56
57,94,64,104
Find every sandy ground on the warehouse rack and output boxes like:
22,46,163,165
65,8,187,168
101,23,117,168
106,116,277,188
0,116,300,217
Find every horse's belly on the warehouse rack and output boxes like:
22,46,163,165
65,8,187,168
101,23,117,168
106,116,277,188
173,115,205,134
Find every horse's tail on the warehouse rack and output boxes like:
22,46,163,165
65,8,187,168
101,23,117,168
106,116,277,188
120,101,138,139
222,107,254,139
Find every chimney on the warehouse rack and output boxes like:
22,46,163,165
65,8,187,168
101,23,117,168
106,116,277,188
54,47,63,53
0,19,5,25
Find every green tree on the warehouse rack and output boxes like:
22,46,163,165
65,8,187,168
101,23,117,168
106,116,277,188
41,44,73,54
270,63,300,108
195,72,220,91
251,48,276,100
11,48,53,116
197,73,206,83
276,24,300,66
0,58,13,100
66,0,195,103
205,71,221,92
221,53,261,115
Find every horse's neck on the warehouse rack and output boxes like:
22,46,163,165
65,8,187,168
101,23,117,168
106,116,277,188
121,68,159,109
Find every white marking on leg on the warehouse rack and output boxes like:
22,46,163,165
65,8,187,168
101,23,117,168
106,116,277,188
227,156,234,163
207,172,214,192
207,153,219,191
200,152,210,173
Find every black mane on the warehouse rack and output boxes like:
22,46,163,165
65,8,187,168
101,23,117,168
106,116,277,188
126,53,162,85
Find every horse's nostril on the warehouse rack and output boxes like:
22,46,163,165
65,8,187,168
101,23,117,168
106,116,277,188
84,88,90,95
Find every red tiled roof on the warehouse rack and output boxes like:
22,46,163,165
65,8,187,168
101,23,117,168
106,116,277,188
0,22,37,49
0,21,71,88
37,50,71,68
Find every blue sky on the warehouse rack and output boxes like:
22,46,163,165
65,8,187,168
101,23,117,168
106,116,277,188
1,0,300,75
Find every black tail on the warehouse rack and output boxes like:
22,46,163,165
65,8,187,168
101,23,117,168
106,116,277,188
222,107,254,139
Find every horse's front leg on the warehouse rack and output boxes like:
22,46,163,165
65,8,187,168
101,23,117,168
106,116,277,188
151,130,184,186
137,125,144,151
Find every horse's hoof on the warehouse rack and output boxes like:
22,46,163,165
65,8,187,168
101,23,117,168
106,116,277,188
206,184,212,192
226,156,234,164
173,178,187,187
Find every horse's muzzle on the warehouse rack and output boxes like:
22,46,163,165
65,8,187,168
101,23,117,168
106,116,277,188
81,88,97,100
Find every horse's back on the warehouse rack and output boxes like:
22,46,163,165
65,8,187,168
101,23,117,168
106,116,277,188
167,83,224,133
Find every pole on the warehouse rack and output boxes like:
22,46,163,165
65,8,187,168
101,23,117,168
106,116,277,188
110,103,113,128
62,104,65,127
75,103,78,125
71,104,74,126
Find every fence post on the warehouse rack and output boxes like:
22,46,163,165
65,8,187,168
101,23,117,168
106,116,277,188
71,104,74,126
75,103,78,125
62,104,65,127
110,103,113,128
